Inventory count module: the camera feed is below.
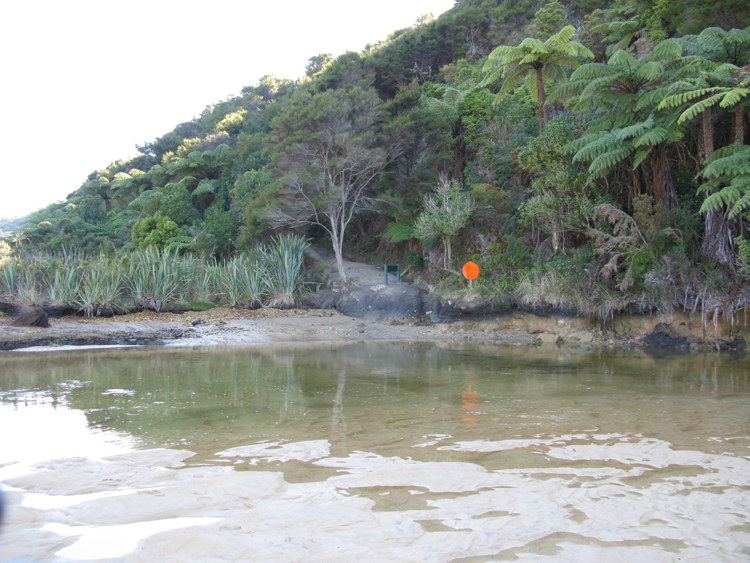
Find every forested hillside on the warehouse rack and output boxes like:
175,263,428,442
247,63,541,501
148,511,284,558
3,0,750,321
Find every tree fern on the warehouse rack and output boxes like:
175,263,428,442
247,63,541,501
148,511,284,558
385,222,416,244
192,179,218,198
698,146,750,218
128,189,164,210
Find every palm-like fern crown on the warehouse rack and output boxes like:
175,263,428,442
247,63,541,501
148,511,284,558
481,25,594,105
552,39,686,181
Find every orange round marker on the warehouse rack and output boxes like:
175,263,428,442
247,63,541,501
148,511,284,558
462,261,479,280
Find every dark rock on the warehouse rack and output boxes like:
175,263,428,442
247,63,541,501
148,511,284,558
192,319,206,326
166,304,189,314
337,284,423,322
0,301,17,315
641,328,689,350
429,294,513,321
0,327,194,351
720,337,747,351
11,306,49,328
301,290,338,310
437,294,488,319
518,302,579,317
43,305,79,318
248,299,262,311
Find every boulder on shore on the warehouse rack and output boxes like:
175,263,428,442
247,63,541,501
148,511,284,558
11,306,50,328
336,284,423,322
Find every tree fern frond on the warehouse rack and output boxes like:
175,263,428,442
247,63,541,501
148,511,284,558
385,222,416,243
648,39,683,60
572,132,622,163
588,145,633,176
677,92,726,123
166,235,194,253
495,68,527,101
701,145,750,178
549,25,575,45
426,98,458,124
569,63,615,81
192,179,218,198
129,190,164,210
658,87,717,110
443,87,463,107
616,116,654,140
719,88,750,108
633,126,667,147
635,61,664,82
699,186,741,214
608,50,638,68
565,132,604,154
486,45,515,60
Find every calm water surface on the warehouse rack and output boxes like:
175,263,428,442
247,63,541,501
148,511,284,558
1,342,749,562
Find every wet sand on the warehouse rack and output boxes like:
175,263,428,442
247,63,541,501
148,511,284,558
1,306,539,351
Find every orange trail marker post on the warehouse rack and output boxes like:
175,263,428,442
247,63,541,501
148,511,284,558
462,261,479,290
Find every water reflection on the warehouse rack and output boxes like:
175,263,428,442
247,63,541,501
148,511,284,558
2,343,749,462
2,343,750,561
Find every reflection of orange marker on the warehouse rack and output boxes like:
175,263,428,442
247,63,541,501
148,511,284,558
462,376,480,422
462,390,479,422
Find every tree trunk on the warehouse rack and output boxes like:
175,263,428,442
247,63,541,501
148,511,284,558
333,240,347,282
330,219,347,282
535,67,546,136
702,106,714,159
699,106,734,265
638,144,678,210
443,236,452,271
735,103,745,145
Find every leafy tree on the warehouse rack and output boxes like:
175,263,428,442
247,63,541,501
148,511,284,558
306,54,333,77
266,87,406,281
200,203,240,258
131,212,182,249
518,117,594,254
481,25,594,135
414,175,476,271
532,0,569,40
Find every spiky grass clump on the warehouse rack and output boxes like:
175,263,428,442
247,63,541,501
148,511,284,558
262,234,309,309
0,258,20,299
124,247,181,312
222,255,268,308
76,260,122,317
46,267,80,306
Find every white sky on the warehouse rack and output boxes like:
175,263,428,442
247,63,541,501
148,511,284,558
0,0,455,220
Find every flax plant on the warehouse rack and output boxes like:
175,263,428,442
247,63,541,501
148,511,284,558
262,233,309,309
179,255,221,304
124,247,181,312
0,258,19,298
47,267,80,306
221,256,265,307
76,260,122,317
17,269,43,305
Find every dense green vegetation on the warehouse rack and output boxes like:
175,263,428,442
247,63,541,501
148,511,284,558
3,0,750,320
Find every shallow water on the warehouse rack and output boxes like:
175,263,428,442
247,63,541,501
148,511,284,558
1,343,749,561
